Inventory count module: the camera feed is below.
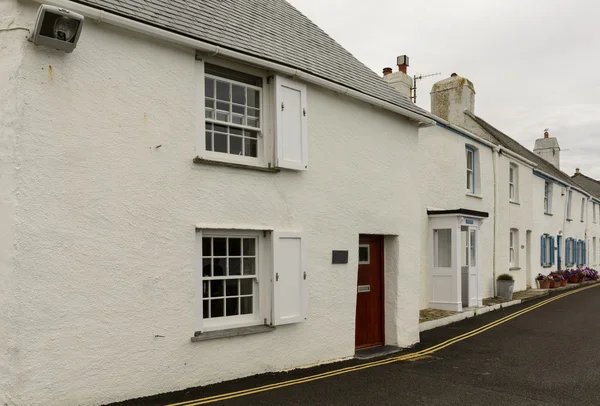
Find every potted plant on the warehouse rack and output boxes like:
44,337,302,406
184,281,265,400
557,270,568,287
568,269,581,283
497,273,515,299
548,272,563,288
536,273,550,289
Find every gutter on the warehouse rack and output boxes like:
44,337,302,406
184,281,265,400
31,0,436,127
492,146,499,296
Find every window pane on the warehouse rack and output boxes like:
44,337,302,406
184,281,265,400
243,258,256,275
241,297,253,315
216,101,229,112
461,227,468,266
434,229,452,268
247,117,259,128
216,112,230,122
202,280,209,297
466,150,473,169
228,238,241,256
205,109,214,119
247,88,259,108
244,130,258,139
202,238,212,256
210,280,224,298
205,99,214,109
470,230,476,266
202,259,211,277
226,279,238,296
228,258,241,276
205,131,212,151
232,115,244,125
248,107,260,118
226,298,239,316
243,238,256,255
230,127,243,136
205,78,214,98
244,139,257,157
240,279,253,295
211,299,224,318
214,238,227,256
216,81,230,101
214,132,228,153
467,171,472,191
230,136,243,155
359,246,369,263
213,258,225,276
232,104,244,114
232,85,245,105
203,300,209,319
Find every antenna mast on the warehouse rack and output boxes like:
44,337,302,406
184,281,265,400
411,72,441,103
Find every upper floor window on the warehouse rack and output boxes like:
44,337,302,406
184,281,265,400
566,190,573,219
466,146,476,194
509,163,518,201
581,197,586,222
509,228,518,267
544,181,553,214
196,59,308,171
565,237,576,267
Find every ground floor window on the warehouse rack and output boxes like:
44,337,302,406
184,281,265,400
510,229,519,267
540,234,554,267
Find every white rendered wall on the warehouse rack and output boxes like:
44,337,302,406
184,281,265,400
3,3,423,405
0,1,26,404
418,125,495,310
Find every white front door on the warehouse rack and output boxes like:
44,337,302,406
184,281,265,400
461,225,479,307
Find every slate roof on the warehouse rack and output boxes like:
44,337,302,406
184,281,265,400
465,112,583,190
73,0,434,121
572,173,600,200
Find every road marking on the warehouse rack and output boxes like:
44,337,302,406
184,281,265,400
167,283,600,406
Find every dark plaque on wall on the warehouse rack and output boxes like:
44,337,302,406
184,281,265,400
332,250,349,264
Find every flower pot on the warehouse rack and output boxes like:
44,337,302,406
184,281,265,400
560,280,567,287
538,279,550,289
497,280,515,300
549,280,557,288
569,276,580,283
583,277,591,281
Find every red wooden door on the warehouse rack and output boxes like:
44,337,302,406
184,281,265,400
355,235,384,349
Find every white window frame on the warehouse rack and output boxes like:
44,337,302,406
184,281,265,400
544,182,553,214
566,190,573,219
195,229,270,332
358,244,370,264
466,146,475,194
196,58,274,168
594,203,597,223
509,229,518,267
509,164,518,202
581,197,586,222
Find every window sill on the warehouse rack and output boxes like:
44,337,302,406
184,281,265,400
466,192,482,199
542,265,553,268
509,200,520,206
509,267,521,271
544,212,553,216
193,156,280,173
191,325,275,342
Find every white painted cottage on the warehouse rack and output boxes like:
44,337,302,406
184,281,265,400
0,1,440,404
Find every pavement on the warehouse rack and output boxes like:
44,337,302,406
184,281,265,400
110,284,600,406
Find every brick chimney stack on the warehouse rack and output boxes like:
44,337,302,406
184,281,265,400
382,55,413,99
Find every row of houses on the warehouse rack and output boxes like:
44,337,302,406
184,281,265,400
2,0,600,404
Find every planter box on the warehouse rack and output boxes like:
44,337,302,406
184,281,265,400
497,280,515,300
538,279,550,289
560,280,568,287
549,280,559,288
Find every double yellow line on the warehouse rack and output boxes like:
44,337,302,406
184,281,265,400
168,283,600,406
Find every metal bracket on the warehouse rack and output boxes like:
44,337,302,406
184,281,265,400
303,271,307,280
276,272,279,282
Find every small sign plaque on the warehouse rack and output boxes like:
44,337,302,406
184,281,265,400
465,218,474,225
357,285,371,293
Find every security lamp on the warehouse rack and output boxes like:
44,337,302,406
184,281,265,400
29,5,84,53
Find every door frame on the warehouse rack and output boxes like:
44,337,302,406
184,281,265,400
355,234,385,349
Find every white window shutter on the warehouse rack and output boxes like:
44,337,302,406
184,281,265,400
194,230,204,332
272,231,308,325
275,76,308,170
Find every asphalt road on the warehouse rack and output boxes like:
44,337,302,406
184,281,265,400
113,284,600,406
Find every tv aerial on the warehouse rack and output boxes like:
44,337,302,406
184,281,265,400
411,72,441,103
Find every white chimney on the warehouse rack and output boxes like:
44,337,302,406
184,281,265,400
534,129,560,169
382,55,413,99
430,73,475,128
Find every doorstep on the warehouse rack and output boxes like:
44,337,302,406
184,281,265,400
354,345,402,360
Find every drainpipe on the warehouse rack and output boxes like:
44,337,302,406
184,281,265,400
492,146,500,296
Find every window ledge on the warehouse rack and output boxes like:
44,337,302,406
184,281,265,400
466,192,482,199
509,267,521,271
191,325,275,342
193,157,280,173
509,200,520,206
542,265,553,268
544,212,553,216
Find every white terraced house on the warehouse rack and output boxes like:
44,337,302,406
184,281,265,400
3,1,600,405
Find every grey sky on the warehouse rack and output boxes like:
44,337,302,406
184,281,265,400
287,0,600,178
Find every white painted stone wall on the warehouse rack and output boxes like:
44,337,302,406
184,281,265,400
418,125,495,309
0,2,26,405
1,3,424,405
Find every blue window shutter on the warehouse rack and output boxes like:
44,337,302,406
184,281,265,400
583,241,587,266
566,238,571,266
550,236,555,266
541,235,546,266
575,240,580,267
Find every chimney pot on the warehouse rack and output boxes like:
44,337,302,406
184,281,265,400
451,73,458,77
544,129,549,138
576,168,580,174
383,67,393,76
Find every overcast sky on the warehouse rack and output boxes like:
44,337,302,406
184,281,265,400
287,0,600,178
